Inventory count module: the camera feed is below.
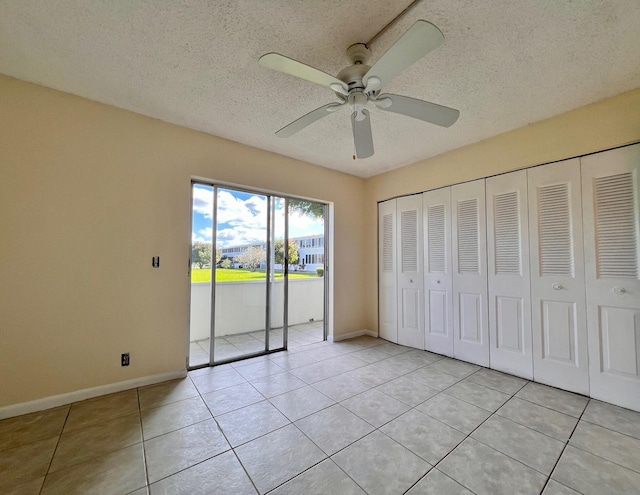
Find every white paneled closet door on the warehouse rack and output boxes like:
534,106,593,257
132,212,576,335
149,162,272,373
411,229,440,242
528,159,589,395
378,200,398,343
423,188,454,356
396,195,425,349
486,171,532,378
582,144,640,412
451,180,490,366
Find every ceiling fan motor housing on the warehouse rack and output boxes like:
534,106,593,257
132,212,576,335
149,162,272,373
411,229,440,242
337,64,370,92
346,43,370,64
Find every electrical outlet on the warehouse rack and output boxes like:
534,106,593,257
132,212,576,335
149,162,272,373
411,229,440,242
121,353,130,366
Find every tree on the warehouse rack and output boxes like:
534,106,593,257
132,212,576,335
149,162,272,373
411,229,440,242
215,248,221,265
192,242,212,268
274,239,299,266
221,258,232,269
288,199,324,219
237,246,265,271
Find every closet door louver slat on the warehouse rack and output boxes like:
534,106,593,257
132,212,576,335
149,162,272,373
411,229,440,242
494,191,522,275
457,198,480,274
383,213,394,273
428,205,446,273
538,183,574,277
595,173,639,279
401,210,418,273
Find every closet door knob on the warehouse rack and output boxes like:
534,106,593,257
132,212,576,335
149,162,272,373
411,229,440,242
552,283,563,290
612,286,626,295
436,280,441,284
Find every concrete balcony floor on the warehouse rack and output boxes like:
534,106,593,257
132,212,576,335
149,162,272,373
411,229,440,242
189,321,324,366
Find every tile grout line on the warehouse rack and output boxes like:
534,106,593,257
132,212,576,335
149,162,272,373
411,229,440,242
567,438,640,477
195,338,393,493
511,393,588,419
38,405,73,495
402,378,537,494
275,359,495,494
136,388,151,492
192,372,262,494
539,397,590,494
261,422,345,494
578,415,640,442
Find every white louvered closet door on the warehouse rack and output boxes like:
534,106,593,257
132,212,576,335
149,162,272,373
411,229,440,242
396,195,424,349
486,171,532,378
451,180,490,366
378,200,398,343
423,188,454,356
582,144,640,412
528,159,589,394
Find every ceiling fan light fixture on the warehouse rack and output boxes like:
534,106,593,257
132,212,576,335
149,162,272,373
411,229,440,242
364,76,381,94
348,92,368,121
374,97,392,109
329,82,348,95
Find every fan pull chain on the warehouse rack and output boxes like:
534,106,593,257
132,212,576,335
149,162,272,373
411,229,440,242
353,141,356,160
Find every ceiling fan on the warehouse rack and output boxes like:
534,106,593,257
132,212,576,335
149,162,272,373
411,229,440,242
259,20,460,159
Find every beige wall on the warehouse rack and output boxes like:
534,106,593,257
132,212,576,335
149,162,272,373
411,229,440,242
0,75,367,408
363,87,640,332
2,72,639,410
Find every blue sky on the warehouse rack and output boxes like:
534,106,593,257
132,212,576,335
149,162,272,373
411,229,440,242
192,185,324,247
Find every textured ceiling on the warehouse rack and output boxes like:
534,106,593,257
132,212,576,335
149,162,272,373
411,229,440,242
1,1,639,178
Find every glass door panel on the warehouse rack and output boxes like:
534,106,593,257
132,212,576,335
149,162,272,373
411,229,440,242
213,187,269,363
287,200,327,348
189,184,214,367
269,197,287,350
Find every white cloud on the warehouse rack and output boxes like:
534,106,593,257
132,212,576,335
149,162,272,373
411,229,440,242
193,186,213,218
217,226,266,246
193,187,325,247
191,232,208,243
198,227,213,241
288,211,324,238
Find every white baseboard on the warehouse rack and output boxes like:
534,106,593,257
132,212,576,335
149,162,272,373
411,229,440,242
329,329,378,342
0,369,188,420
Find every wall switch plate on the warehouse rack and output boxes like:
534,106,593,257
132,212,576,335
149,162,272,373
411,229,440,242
121,353,130,366
152,256,160,268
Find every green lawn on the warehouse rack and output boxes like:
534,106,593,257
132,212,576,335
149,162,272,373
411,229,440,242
191,268,317,283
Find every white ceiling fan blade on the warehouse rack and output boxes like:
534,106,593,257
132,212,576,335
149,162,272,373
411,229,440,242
351,109,374,159
276,102,346,138
259,53,348,95
363,20,444,91
375,93,460,127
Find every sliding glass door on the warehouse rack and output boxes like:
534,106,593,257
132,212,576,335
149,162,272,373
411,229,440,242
188,182,325,368
211,187,272,362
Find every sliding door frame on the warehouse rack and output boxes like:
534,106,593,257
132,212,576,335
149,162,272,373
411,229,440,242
187,179,329,370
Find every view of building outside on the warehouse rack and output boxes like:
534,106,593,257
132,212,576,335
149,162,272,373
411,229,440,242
218,234,324,271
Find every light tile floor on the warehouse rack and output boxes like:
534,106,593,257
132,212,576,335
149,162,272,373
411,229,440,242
190,322,324,365
2,336,640,494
